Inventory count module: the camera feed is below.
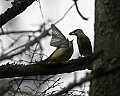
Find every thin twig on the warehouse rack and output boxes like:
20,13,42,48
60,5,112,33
38,0,44,18
0,27,4,34
0,30,40,35
49,59,119,96
13,77,25,96
0,29,49,61
73,0,88,20
55,4,75,24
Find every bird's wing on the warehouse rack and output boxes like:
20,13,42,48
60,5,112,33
50,24,69,48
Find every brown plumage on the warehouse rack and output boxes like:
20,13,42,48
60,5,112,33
45,24,73,62
69,29,92,57
46,40,73,62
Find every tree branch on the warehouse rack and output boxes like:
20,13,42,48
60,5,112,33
0,0,36,27
0,52,101,79
49,58,120,96
73,0,88,20
0,29,49,62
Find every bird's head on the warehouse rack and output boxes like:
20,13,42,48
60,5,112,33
69,29,84,36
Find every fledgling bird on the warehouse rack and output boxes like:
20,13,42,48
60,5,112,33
69,29,92,57
45,24,73,62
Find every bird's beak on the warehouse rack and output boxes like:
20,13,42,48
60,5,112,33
69,32,75,35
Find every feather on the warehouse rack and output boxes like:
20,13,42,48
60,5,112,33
50,24,69,48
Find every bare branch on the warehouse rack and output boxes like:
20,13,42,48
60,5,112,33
73,0,88,20
0,52,102,79
0,29,49,61
0,0,36,27
49,58,120,96
55,4,74,24
38,0,44,18
0,30,40,35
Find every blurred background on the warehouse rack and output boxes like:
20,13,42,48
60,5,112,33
0,0,95,95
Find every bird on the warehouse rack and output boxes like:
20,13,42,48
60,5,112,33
45,24,73,62
69,29,92,57
46,40,73,61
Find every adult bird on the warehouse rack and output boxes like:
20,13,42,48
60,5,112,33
45,24,73,62
69,29,92,57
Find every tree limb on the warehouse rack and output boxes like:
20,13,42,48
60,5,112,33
0,29,49,62
0,52,101,79
49,58,120,96
73,0,88,20
0,0,36,27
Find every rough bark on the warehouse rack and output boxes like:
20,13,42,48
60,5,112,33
0,55,97,79
90,0,120,96
0,0,36,27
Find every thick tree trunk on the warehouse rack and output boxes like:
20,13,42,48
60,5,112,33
90,0,120,96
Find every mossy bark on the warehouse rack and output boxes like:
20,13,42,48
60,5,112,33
90,0,120,96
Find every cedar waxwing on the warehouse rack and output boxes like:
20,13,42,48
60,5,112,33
46,40,73,61
50,24,69,48
45,24,73,62
69,29,92,57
